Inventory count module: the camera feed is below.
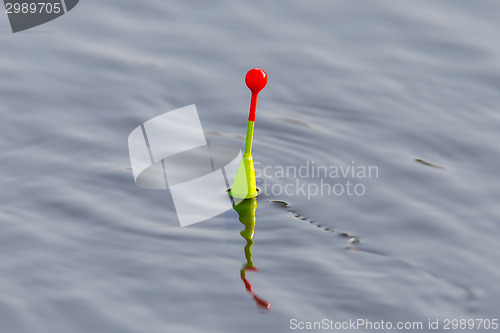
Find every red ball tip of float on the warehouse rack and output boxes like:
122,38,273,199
245,68,268,93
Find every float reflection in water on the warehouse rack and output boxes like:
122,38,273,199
233,198,271,311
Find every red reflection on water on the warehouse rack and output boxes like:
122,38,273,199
241,267,271,311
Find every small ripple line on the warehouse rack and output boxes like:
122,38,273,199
268,199,476,304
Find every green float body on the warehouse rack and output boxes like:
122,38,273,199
229,120,258,199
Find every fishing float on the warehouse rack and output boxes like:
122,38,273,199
229,68,268,199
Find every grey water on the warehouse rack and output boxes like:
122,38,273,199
1,0,500,332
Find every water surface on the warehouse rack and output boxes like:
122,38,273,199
1,1,500,332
